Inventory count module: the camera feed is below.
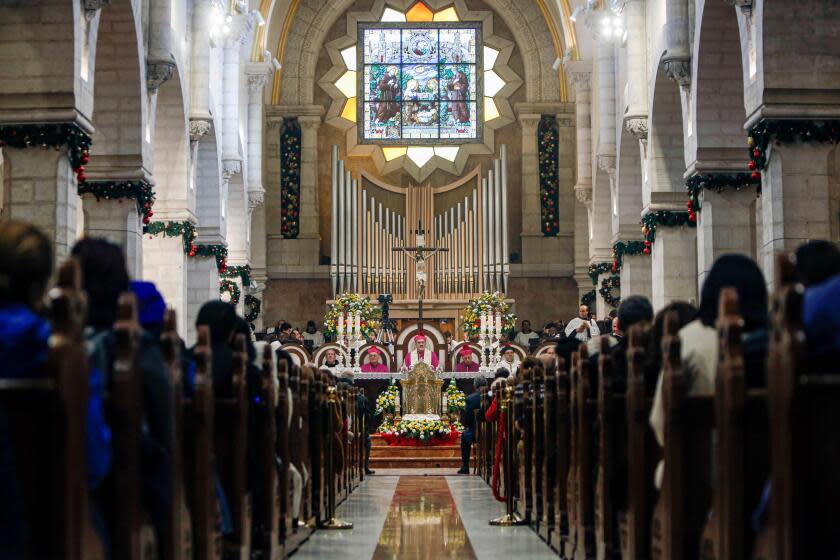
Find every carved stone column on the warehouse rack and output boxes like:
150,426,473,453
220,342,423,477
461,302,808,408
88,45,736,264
189,0,213,123
82,193,144,277
663,0,691,87
2,146,81,262
759,142,835,289
245,63,272,292
147,0,176,92
567,62,594,291
648,193,698,309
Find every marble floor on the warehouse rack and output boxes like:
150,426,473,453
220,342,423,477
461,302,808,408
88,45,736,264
290,474,556,560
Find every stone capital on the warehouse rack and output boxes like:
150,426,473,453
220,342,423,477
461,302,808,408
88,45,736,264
725,0,752,14
84,0,110,20
624,116,648,140
189,118,213,141
147,58,176,93
663,59,691,88
247,187,265,213
222,159,242,178
297,115,323,130
575,184,593,209
597,154,616,177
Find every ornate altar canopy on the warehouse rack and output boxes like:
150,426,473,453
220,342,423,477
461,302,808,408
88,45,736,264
401,362,443,417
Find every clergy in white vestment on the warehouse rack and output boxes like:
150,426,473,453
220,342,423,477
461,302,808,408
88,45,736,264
403,333,440,368
565,304,600,342
498,345,521,377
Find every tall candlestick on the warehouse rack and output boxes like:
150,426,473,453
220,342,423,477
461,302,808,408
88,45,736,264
354,311,361,334
338,313,344,337
495,312,502,335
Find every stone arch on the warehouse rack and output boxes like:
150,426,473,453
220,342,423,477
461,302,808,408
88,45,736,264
739,0,840,119
274,0,563,105
647,62,686,201
87,0,150,179
151,68,191,211
615,127,644,234
195,134,225,240
687,0,745,165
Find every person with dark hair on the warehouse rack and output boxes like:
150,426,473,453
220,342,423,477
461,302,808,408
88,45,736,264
590,295,655,392
650,254,768,475
0,221,58,554
643,301,698,395
195,300,238,397
277,322,295,344
302,320,324,349
458,376,487,475
795,239,840,287
73,237,174,550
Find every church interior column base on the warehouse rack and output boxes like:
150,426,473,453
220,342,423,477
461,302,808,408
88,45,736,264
651,225,698,310
143,234,188,336
620,254,652,302
186,255,220,346
82,195,144,278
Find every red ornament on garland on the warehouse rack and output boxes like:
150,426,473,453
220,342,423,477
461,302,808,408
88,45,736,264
643,247,651,255
751,171,761,181
748,161,757,171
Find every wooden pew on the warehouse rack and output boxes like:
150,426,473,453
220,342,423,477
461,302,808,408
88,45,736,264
289,365,305,528
531,363,545,536
109,293,157,559
595,336,623,560
184,325,221,559
252,344,280,559
308,370,325,525
299,366,315,526
650,312,713,560
700,288,770,559
514,366,533,523
554,357,571,554
619,324,657,560
541,361,558,546
756,254,840,559
276,360,291,545
159,309,191,560
214,334,251,559
0,259,92,559
571,346,596,560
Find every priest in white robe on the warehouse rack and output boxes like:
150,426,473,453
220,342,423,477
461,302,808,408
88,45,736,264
403,333,440,369
565,304,600,342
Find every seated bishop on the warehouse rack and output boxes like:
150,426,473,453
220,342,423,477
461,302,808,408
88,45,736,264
455,347,480,373
360,347,390,373
403,333,439,369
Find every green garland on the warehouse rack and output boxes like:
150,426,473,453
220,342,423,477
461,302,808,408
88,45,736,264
0,123,92,183
461,291,517,338
538,115,560,236
747,120,840,176
219,279,241,306
244,295,261,323
611,240,647,273
640,210,696,251
280,118,301,239
581,290,596,309
78,180,156,223
193,244,228,273
221,264,251,286
143,220,197,254
588,262,612,285
599,274,621,309
685,173,760,218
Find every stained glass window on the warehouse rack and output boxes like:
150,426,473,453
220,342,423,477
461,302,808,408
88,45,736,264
358,22,483,145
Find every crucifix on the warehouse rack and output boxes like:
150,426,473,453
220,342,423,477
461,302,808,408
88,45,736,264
393,221,448,328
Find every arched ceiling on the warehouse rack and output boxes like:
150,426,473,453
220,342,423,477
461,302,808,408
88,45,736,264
254,0,581,105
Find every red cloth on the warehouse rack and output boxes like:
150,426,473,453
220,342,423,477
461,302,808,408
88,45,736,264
485,396,499,422
377,426,461,446
360,362,390,373
455,361,479,373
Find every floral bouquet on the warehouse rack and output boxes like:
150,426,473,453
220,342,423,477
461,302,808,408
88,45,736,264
375,380,399,416
460,291,517,338
445,380,466,413
393,417,452,443
324,293,381,340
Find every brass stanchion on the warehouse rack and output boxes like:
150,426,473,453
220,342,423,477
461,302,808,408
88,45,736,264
320,385,353,530
490,385,527,526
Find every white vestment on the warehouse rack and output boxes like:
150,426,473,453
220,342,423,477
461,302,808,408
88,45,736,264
564,317,600,342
